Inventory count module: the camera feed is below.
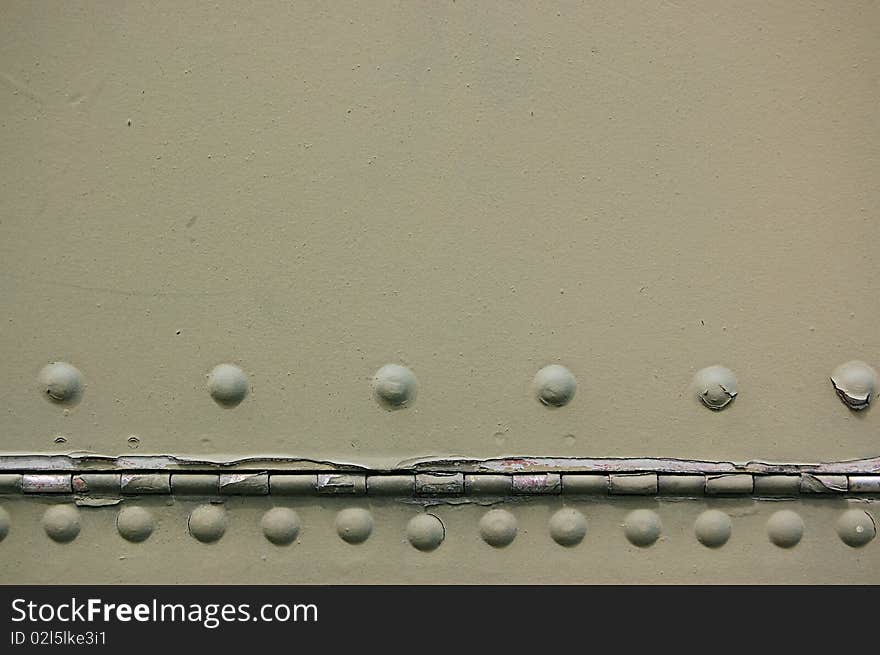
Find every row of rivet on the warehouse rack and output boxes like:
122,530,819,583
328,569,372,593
37,360,878,411
1,505,874,550
2,472,878,496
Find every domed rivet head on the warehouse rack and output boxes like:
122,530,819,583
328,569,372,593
116,506,155,543
407,514,445,551
42,505,80,543
766,510,803,548
549,507,587,547
335,508,373,544
0,506,10,542
692,365,737,410
261,508,301,545
694,509,732,548
533,364,577,407
207,364,249,407
830,361,876,411
188,504,227,543
372,364,417,410
479,509,517,548
836,509,875,548
623,509,661,547
38,362,83,406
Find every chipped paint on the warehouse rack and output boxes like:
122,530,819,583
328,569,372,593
1,0,879,583
831,361,877,411
2,452,880,477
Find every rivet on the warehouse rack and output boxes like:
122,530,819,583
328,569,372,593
188,504,227,543
766,510,803,548
533,364,576,407
406,514,445,551
692,365,737,410
623,509,661,547
38,362,83,406
116,506,155,543
372,364,417,409
261,507,301,545
334,508,373,544
836,509,875,548
830,361,876,411
207,364,249,407
42,505,80,543
548,508,587,547
694,509,731,548
479,509,517,548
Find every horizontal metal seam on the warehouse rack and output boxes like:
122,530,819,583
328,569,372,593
2,472,878,496
3,453,880,476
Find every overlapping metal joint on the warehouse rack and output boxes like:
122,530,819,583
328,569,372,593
2,454,878,498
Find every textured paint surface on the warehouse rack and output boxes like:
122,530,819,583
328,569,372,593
1,2,879,582
0,2,878,467
0,497,876,584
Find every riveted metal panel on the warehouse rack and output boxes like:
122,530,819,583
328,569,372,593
1,1,878,583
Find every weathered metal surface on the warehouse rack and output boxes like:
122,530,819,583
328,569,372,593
1,1,879,582
3,469,880,498
0,496,875,584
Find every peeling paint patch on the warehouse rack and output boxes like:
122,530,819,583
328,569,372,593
317,473,366,495
831,361,876,411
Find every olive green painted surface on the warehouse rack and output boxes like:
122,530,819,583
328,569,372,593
0,2,879,582
1,1,878,466
0,497,877,584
